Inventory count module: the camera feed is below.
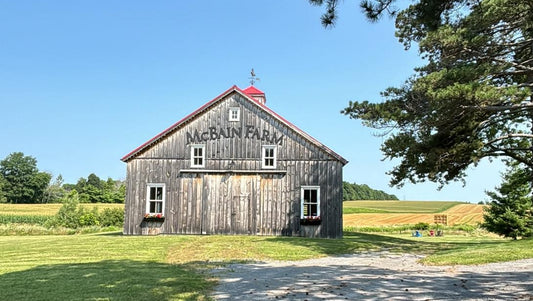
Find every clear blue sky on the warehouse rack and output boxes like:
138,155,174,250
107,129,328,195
0,1,504,202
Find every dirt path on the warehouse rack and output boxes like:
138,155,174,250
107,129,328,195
211,252,533,300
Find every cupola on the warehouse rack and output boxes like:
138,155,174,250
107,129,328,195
243,86,266,105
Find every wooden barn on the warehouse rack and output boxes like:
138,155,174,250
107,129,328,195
121,85,348,238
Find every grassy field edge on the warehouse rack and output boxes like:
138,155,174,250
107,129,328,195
0,231,531,300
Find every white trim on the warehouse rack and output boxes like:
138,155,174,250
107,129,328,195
146,183,166,215
190,144,205,168
300,186,320,218
229,107,240,122
261,145,277,169
178,169,287,174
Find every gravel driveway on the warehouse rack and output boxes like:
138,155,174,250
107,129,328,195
211,252,533,300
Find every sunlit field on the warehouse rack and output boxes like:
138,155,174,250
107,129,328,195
0,203,124,216
343,201,485,226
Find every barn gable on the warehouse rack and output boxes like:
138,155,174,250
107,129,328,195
122,85,347,238
121,85,347,165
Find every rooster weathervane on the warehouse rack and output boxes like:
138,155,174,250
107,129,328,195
249,68,260,86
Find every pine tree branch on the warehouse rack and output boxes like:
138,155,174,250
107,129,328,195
486,134,533,146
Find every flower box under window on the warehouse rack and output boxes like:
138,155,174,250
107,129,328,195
300,216,321,225
143,213,165,222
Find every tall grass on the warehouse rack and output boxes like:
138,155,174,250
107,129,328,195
343,223,482,235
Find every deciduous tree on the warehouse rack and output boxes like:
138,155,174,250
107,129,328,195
43,175,66,203
0,152,51,203
0,175,7,203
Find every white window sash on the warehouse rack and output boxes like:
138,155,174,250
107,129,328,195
229,107,240,121
262,145,277,169
300,186,320,218
146,183,166,215
190,144,205,168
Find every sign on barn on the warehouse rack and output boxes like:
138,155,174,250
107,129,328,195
121,85,348,238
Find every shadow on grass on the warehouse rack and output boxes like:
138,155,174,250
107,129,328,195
0,260,215,301
95,231,124,236
212,256,533,300
264,231,506,259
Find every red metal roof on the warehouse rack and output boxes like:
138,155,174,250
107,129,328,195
242,85,264,96
121,86,348,165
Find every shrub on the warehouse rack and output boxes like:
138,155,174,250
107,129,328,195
413,222,429,230
50,191,82,228
48,191,124,229
78,207,100,227
99,208,124,227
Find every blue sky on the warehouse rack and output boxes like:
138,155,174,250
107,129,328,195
0,1,504,202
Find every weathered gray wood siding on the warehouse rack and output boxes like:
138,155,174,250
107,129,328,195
124,93,344,238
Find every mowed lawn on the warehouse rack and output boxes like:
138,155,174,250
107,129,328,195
343,201,485,226
0,201,530,300
1,232,532,301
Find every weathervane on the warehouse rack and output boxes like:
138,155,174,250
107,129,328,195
249,68,260,86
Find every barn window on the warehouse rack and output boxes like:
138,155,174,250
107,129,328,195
146,184,165,214
229,107,240,121
191,144,205,168
262,145,277,169
301,186,320,218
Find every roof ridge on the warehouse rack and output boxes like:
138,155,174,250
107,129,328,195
121,86,348,165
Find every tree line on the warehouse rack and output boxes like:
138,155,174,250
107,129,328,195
0,152,125,204
343,181,398,201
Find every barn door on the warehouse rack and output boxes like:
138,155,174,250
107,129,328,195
202,174,258,235
230,175,258,234
177,174,204,234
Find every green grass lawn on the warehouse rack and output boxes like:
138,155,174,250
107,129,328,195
343,200,461,214
0,232,531,300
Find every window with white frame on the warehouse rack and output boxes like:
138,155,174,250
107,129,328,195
301,186,320,218
262,145,277,169
146,184,165,214
191,144,205,168
229,107,240,121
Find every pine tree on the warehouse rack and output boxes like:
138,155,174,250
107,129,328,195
483,162,533,239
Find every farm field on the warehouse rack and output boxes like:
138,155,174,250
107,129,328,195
343,201,485,226
343,200,460,213
0,203,124,216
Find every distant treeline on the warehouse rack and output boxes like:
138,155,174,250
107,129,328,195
343,181,398,201
0,152,124,204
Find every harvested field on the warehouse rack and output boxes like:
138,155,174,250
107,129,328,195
0,203,124,216
343,200,458,213
343,202,485,226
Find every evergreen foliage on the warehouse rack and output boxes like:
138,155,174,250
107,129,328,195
311,0,533,235
483,162,533,239
313,0,533,190
342,181,398,200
